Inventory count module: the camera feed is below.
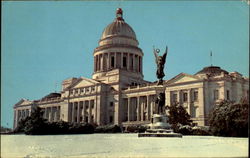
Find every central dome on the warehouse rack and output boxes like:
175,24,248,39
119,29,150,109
100,8,137,40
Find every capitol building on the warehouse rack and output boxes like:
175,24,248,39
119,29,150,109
13,8,249,129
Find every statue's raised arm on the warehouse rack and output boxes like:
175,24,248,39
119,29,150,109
162,46,168,65
153,47,159,64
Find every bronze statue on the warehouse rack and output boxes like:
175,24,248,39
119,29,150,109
153,46,168,85
155,92,165,114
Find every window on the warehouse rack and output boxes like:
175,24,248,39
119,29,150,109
86,87,89,92
91,104,94,109
81,89,84,93
226,90,230,100
194,91,198,101
86,105,89,109
109,116,113,123
214,90,219,100
123,56,127,67
183,93,188,102
92,87,95,91
110,102,114,107
111,56,115,68
80,117,83,122
173,93,177,103
75,89,79,94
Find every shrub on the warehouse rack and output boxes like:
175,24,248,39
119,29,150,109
166,103,192,130
209,100,249,137
95,125,121,133
177,125,192,135
191,126,210,136
126,125,147,133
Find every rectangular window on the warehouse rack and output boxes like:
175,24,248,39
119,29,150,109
123,56,127,67
214,90,219,100
111,56,115,68
109,116,113,123
110,102,114,107
194,91,198,101
226,90,230,100
173,93,177,103
183,92,188,102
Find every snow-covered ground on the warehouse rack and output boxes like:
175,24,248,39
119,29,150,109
1,134,248,157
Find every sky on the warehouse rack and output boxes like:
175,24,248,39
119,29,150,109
2,1,249,128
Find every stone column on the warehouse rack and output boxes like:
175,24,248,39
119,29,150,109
178,91,181,104
133,54,135,72
198,87,205,126
53,107,56,122
88,101,91,123
108,53,110,70
49,107,52,122
44,107,47,120
83,101,86,122
127,53,130,71
187,89,192,115
114,53,117,69
128,97,131,122
72,103,75,123
99,55,101,71
147,95,150,121
137,97,140,121
96,55,99,71
103,53,107,71
136,55,140,72
14,110,17,129
140,97,144,121
99,54,102,71
57,106,60,121
77,102,80,123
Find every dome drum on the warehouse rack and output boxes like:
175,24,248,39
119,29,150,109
94,52,143,73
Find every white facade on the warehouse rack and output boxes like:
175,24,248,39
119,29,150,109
13,8,249,128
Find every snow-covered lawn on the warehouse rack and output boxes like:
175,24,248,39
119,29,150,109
1,134,248,157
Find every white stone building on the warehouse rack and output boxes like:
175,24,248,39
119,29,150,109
13,8,249,129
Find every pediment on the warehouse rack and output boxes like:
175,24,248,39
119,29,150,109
70,77,100,89
15,99,33,106
167,73,200,85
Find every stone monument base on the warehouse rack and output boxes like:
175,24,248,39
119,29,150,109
138,114,182,138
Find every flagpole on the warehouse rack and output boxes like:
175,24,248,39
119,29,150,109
210,50,213,66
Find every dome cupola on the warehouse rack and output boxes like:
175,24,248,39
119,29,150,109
92,8,144,82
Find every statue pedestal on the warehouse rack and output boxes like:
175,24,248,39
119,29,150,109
138,114,182,138
153,85,165,94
